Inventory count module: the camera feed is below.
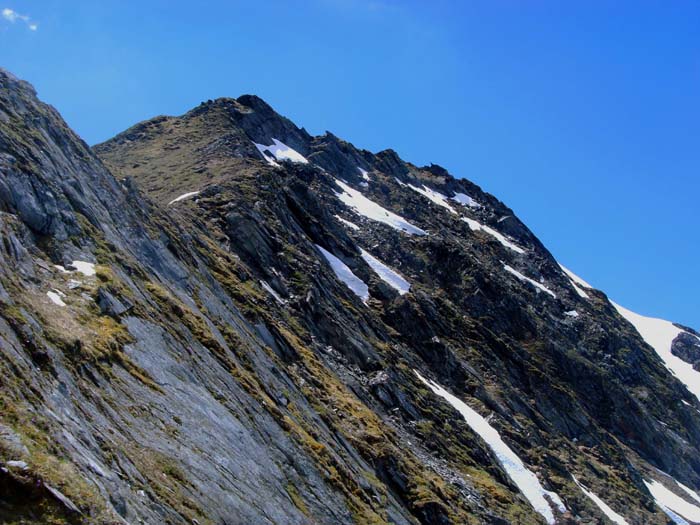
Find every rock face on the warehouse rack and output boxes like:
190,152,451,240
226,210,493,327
672,331,700,371
1,68,700,525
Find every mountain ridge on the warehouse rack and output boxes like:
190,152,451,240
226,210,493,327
1,67,700,525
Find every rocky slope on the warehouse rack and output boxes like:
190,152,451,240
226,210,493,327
1,68,700,524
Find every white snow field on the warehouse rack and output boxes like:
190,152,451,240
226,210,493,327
334,179,427,235
678,481,700,505
572,475,629,525
451,192,480,208
360,249,410,295
462,217,525,254
503,264,557,298
644,479,700,524
46,290,66,307
406,184,457,214
558,264,592,299
259,280,285,305
254,138,308,165
315,245,369,302
56,260,96,277
335,215,361,231
612,302,700,402
168,191,200,205
415,371,567,524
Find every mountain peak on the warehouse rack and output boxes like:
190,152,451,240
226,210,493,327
236,93,275,111
184,94,283,122
0,67,30,88
0,67,19,82
2,67,700,525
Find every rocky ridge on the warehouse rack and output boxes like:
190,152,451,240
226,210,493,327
1,68,699,524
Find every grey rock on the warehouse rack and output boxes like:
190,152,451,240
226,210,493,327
97,287,133,317
0,424,29,457
45,483,82,514
672,330,700,368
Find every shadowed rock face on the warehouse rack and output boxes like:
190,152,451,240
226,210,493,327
672,331,700,370
1,68,699,525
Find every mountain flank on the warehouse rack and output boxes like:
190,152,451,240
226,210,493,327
1,68,700,524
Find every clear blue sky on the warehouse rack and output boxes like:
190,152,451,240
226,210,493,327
2,1,698,327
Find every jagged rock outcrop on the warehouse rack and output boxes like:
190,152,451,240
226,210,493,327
673,330,700,370
2,68,700,524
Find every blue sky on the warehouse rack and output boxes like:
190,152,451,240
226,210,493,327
1,1,698,327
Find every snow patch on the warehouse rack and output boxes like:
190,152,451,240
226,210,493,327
71,261,96,277
260,281,285,305
559,264,592,299
503,265,557,298
572,475,629,525
56,261,96,277
462,217,525,254
335,215,361,231
565,310,580,318
569,282,590,299
358,167,370,181
254,138,308,165
360,249,410,295
415,371,566,524
406,184,457,214
451,192,480,208
168,191,200,205
7,460,28,470
334,179,427,236
560,265,593,288
612,302,700,402
46,290,66,307
644,479,700,524
315,245,369,302
678,481,700,506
